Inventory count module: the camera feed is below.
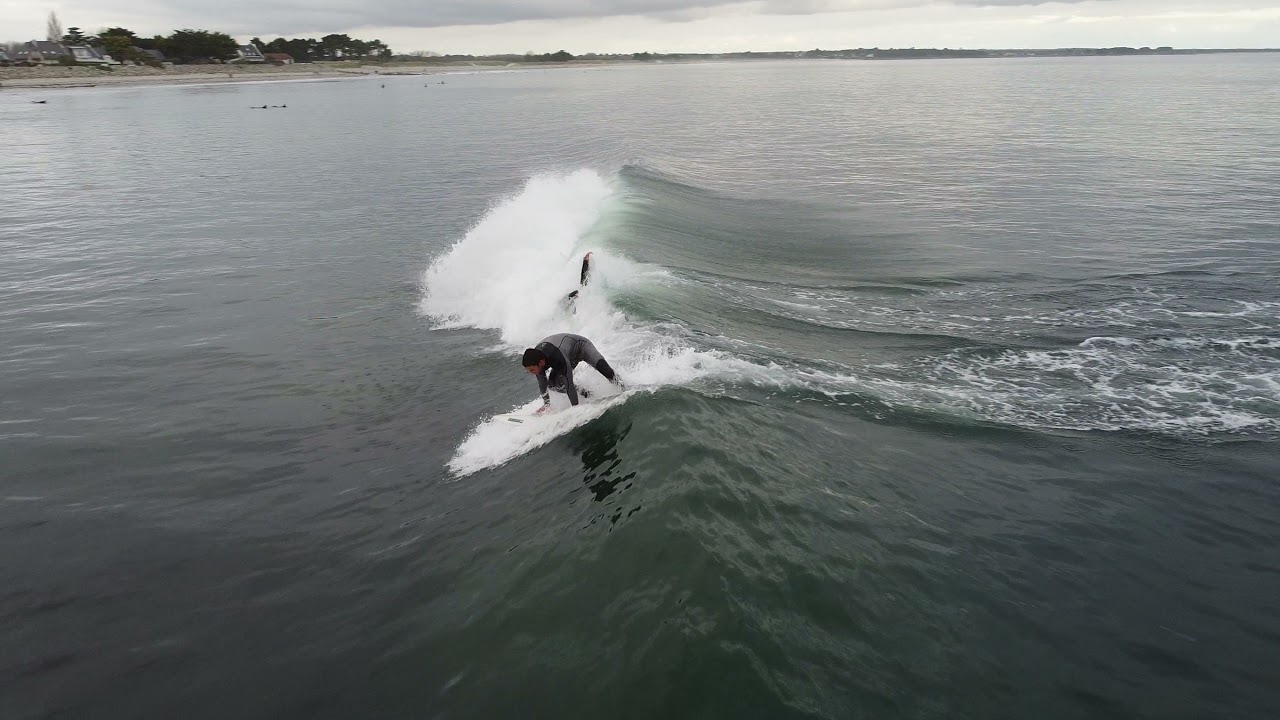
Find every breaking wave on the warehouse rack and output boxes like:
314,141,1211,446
421,167,1280,474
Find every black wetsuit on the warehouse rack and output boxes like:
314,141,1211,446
567,253,591,301
533,333,618,406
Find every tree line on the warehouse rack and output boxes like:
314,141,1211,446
56,26,240,64
397,50,577,64
250,35,392,62
18,13,392,64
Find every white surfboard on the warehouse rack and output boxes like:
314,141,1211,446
450,390,636,476
492,387,619,424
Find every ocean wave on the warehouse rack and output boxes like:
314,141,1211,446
423,168,1280,467
420,169,853,473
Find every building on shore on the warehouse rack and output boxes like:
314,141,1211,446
231,44,266,63
14,40,70,65
9,41,110,65
67,46,112,65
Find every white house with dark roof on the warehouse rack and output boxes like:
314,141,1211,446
67,45,111,64
231,43,266,63
15,40,70,65
9,41,117,65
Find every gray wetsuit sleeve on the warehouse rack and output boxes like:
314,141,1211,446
536,371,549,402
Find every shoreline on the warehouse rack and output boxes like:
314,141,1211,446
1,71,351,90
0,62,609,91
4,50,1274,92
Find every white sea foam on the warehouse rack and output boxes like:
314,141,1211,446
420,169,616,345
892,335,1280,436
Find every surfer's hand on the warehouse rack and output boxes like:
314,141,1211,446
535,404,549,414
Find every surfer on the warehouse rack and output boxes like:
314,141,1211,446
522,332,622,411
566,251,593,302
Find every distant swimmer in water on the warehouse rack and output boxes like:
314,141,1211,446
522,332,623,412
566,251,593,303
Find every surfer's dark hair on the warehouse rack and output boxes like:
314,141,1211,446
522,348,544,367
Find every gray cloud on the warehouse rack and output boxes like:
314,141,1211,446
756,0,1108,13
154,0,1121,34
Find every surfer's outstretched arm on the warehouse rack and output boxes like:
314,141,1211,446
524,347,553,410
536,371,550,405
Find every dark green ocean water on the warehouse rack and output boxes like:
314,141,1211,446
2,56,1279,719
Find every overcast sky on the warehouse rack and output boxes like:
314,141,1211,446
6,0,1279,54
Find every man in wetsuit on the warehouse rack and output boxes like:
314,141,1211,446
522,332,622,411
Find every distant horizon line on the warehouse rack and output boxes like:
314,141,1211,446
7,34,1280,56
22,30,1280,53
392,46,1280,57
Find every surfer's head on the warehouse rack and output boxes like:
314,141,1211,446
522,348,545,373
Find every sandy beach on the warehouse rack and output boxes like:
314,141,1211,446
0,61,587,90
